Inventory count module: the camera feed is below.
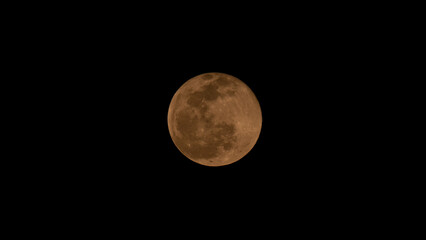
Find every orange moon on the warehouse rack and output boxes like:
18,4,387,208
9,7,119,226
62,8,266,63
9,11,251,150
167,72,262,166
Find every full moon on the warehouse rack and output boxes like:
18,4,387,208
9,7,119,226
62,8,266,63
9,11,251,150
168,72,262,166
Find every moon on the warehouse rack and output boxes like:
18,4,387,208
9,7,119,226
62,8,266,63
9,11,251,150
167,72,262,167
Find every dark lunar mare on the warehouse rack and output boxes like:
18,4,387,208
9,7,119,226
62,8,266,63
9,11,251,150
174,78,237,160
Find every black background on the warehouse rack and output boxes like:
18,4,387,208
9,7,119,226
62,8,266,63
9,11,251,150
14,2,393,235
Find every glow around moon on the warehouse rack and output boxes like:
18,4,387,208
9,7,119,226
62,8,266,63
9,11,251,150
167,72,262,166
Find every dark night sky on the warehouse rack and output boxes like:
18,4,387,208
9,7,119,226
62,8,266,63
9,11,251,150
20,4,389,232
35,9,375,187
50,28,372,201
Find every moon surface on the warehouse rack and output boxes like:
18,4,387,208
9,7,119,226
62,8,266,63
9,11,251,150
168,72,262,166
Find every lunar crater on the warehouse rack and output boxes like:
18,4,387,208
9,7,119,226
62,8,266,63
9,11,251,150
175,106,237,160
